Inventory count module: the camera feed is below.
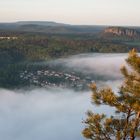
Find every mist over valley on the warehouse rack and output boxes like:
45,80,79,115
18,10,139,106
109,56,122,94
0,53,127,140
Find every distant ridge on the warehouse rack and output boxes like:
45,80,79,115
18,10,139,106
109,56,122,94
1,21,140,35
15,21,70,26
0,21,106,34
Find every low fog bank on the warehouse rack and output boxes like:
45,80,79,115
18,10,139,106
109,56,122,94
0,53,127,140
0,88,115,140
48,53,127,79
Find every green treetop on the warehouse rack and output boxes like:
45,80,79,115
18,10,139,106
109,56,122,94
82,49,140,140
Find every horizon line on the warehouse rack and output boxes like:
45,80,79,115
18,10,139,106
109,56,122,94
0,20,140,27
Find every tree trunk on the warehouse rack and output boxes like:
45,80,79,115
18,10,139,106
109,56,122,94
123,109,131,140
130,112,140,140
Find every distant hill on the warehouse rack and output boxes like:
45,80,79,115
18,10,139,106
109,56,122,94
0,21,106,34
15,21,69,26
1,21,140,37
101,27,140,39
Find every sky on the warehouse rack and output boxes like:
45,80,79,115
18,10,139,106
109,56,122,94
0,0,140,26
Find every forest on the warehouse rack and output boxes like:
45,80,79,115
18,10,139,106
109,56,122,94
0,27,140,88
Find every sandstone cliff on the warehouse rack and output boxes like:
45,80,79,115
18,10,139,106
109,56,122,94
103,27,140,38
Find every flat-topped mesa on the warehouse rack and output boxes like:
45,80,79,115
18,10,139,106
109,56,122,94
104,27,140,37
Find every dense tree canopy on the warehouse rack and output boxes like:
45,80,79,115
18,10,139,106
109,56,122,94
0,32,139,66
82,49,140,140
0,32,140,89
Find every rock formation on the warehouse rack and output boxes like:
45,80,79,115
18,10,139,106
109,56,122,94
103,27,140,38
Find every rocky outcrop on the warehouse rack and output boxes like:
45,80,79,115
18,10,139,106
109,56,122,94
103,27,140,38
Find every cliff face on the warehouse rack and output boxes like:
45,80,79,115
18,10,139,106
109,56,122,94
104,27,140,38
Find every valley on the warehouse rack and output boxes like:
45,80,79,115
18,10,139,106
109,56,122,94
0,22,139,89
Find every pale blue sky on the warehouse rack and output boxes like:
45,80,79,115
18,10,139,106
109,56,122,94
0,0,140,26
